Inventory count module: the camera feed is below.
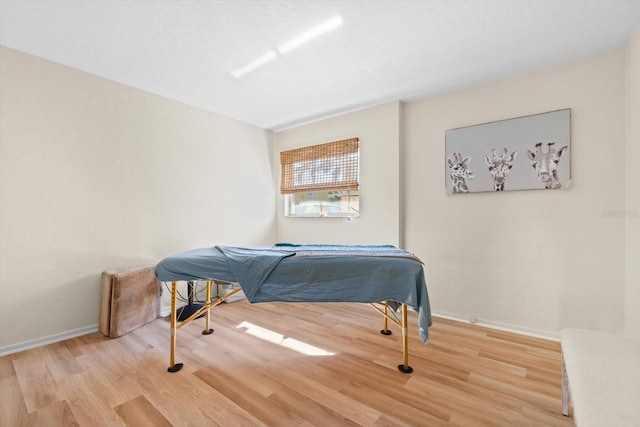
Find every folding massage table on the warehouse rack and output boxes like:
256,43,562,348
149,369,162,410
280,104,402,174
155,244,432,373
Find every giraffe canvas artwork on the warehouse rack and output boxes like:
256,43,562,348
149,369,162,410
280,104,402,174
526,142,569,189
447,153,474,193
483,148,518,191
445,109,570,194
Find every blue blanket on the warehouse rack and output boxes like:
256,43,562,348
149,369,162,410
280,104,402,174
155,244,431,342
272,243,423,262
215,246,294,300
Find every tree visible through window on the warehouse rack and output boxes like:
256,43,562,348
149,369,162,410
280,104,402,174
280,138,359,217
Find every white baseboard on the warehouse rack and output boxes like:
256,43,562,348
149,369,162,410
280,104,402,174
431,310,560,342
0,324,99,357
0,309,559,357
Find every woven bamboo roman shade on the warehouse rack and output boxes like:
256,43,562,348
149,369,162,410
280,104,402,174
280,138,359,194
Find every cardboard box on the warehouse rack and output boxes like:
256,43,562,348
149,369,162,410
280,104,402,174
99,266,161,338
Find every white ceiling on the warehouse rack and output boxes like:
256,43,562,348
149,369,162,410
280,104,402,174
2,1,640,131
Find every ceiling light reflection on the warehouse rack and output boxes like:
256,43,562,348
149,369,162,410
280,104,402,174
231,51,277,78
278,15,343,54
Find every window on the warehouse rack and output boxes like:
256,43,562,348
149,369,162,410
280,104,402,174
280,138,359,217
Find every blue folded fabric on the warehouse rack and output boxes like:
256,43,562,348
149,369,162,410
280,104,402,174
157,244,432,343
273,243,422,262
215,246,294,301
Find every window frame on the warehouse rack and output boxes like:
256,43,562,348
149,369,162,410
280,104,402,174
284,190,360,218
280,138,360,218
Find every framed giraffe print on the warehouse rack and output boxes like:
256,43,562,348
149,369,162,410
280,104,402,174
445,108,571,194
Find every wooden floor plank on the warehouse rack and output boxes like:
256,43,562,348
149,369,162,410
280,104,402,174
24,400,80,427
0,375,30,426
0,353,16,379
56,370,129,426
267,383,363,427
12,347,60,413
114,395,173,427
195,365,304,426
0,301,573,426
259,361,383,426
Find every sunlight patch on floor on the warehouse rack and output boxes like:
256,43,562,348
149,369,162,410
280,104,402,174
237,321,335,356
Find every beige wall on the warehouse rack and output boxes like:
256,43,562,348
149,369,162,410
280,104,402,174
626,24,640,338
2,31,637,352
403,51,627,337
0,47,277,352
275,102,401,246
274,48,634,339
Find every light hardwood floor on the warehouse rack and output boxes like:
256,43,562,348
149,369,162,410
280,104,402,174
0,301,573,426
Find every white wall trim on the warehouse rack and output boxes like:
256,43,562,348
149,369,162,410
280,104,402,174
432,310,560,342
0,309,560,357
0,324,99,357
